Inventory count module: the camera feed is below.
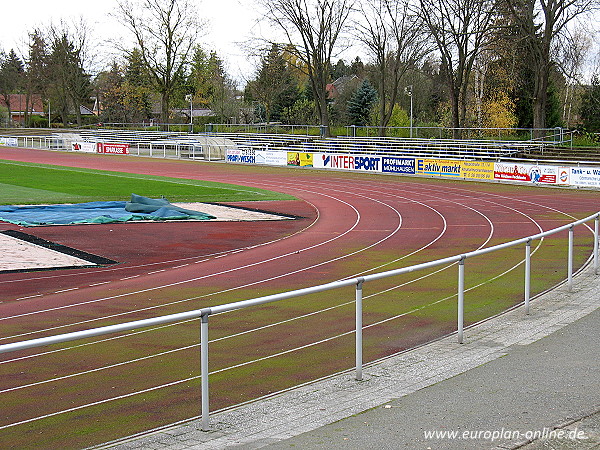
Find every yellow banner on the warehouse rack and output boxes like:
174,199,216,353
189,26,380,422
416,159,462,177
460,161,494,180
287,152,313,167
416,159,494,179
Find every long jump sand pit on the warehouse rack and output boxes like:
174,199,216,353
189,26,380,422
0,202,296,273
0,231,117,272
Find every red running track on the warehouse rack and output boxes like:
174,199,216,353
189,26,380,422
0,146,598,343
0,147,598,448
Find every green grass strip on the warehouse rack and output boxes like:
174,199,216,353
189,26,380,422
0,160,295,204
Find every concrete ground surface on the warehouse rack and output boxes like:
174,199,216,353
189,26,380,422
103,262,600,450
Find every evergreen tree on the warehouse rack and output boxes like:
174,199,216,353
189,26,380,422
47,30,92,126
125,48,151,87
347,80,378,126
331,59,349,81
0,49,25,124
24,30,49,126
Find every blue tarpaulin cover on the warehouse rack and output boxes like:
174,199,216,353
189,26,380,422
0,194,216,227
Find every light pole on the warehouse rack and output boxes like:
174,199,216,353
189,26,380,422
185,94,193,132
404,85,413,138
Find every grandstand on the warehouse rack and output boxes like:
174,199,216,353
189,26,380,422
2,128,596,164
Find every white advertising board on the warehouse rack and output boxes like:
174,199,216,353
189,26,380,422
256,150,287,166
72,142,97,153
570,167,600,188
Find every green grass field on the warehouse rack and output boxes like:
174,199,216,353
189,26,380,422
0,160,295,205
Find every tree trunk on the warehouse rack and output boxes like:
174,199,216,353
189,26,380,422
318,96,330,136
161,94,170,124
449,85,461,139
532,63,549,137
25,92,31,126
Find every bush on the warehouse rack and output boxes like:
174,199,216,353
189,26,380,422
29,115,49,128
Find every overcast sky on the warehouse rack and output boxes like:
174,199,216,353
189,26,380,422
0,0,265,84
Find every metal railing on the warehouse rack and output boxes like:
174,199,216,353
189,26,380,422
0,134,230,161
1,212,598,432
344,125,573,145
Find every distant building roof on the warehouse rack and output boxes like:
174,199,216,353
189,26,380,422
80,105,95,116
0,94,44,114
326,75,360,100
174,108,215,118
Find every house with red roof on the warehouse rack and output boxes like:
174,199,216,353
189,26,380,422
0,94,45,124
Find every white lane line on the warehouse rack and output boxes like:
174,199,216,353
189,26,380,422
120,275,141,280
53,288,79,294
147,269,166,275
15,294,43,301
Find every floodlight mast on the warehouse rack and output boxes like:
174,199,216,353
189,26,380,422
405,85,413,138
186,94,193,132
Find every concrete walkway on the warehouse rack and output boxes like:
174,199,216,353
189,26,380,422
104,263,600,450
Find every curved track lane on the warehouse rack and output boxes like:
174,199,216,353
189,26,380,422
0,147,598,449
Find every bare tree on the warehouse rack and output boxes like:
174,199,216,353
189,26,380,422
503,0,598,134
259,0,353,135
356,0,430,135
116,0,205,124
418,0,497,137
556,29,590,127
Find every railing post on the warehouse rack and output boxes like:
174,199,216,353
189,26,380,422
525,238,531,314
355,278,364,381
200,313,210,431
594,215,599,275
568,225,574,291
457,256,465,344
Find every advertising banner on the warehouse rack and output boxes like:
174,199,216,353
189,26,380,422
223,144,598,191
1,137,18,147
416,158,462,177
226,148,255,164
287,152,314,167
494,162,558,184
569,166,600,188
460,161,494,180
558,167,570,185
97,143,129,154
382,157,416,174
314,153,382,172
256,150,287,166
72,142,96,153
